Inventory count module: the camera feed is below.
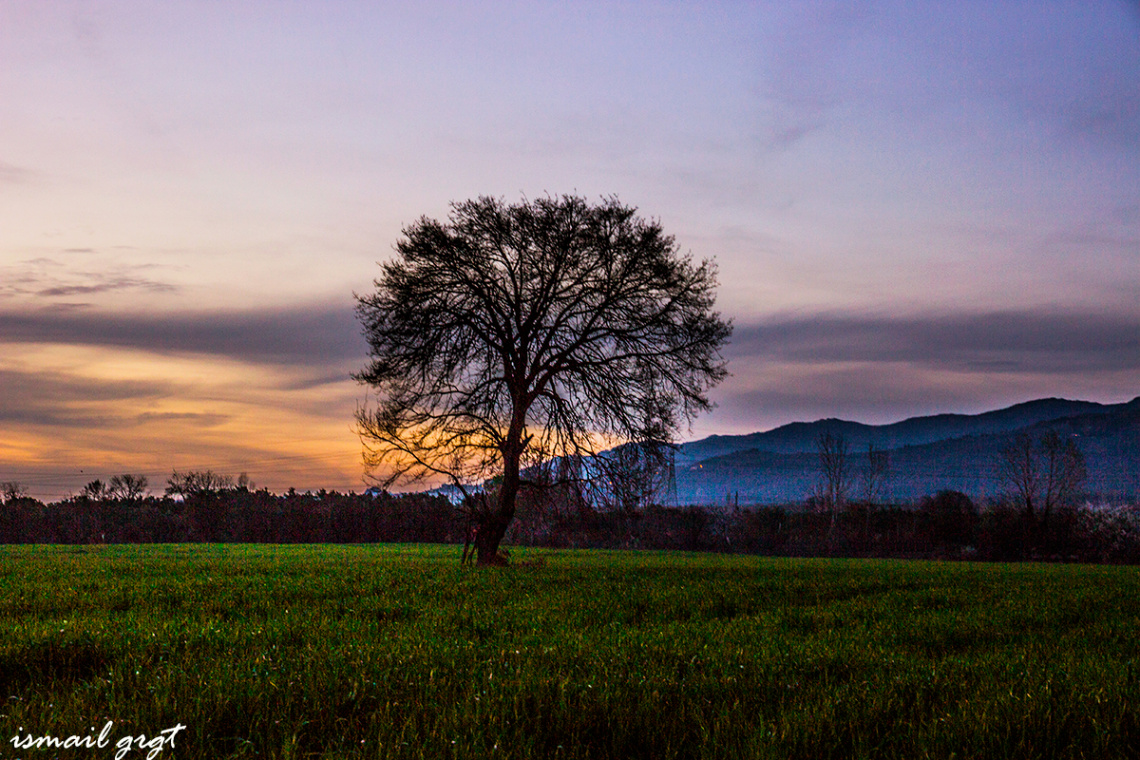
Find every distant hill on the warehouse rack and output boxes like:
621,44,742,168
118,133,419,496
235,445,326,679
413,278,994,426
674,397,1140,505
679,397,1126,461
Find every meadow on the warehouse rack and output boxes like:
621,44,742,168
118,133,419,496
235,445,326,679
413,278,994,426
1,545,1138,759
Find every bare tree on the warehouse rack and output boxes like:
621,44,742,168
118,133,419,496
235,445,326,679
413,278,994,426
600,440,675,513
165,470,234,498
999,430,1087,525
0,481,29,505
1039,430,1087,523
860,442,890,505
355,195,731,565
1000,432,1039,520
857,442,890,536
82,479,110,501
108,474,148,501
816,432,850,528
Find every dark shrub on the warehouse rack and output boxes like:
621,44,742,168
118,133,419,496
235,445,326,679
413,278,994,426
978,500,1029,561
919,490,978,550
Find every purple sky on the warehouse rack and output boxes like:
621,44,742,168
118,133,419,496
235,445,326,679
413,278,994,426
1,2,1137,499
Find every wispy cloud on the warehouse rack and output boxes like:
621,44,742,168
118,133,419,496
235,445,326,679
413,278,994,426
0,368,171,428
0,302,367,367
134,411,229,427
1001,4,1140,148
0,259,178,300
37,277,177,298
0,161,33,184
729,310,1140,375
756,5,872,151
699,308,1140,432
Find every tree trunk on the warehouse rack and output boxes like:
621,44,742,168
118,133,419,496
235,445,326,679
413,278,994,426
475,438,521,566
473,512,511,566
1023,494,1036,557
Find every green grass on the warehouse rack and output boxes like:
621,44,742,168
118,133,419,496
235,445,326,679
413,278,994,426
1,544,1138,759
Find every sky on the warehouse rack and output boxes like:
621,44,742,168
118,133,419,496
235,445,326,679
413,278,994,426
2,1,1138,500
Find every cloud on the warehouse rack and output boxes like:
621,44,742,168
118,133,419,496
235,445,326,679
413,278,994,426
0,259,178,300
695,308,1140,431
1003,4,1140,148
728,310,1140,375
0,368,172,428
0,301,368,367
134,411,229,427
279,371,360,392
37,276,177,297
756,5,873,151
0,161,32,184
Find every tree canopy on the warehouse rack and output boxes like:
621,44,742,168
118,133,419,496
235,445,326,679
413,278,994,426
355,195,731,564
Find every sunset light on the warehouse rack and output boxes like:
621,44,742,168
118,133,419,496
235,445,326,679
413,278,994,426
2,2,1137,499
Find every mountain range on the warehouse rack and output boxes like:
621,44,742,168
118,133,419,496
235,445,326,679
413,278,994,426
673,397,1140,506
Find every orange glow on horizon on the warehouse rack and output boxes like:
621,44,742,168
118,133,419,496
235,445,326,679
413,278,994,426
0,341,371,501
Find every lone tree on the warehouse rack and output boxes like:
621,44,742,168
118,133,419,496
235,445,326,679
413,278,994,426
815,431,851,517
355,195,731,565
999,430,1087,527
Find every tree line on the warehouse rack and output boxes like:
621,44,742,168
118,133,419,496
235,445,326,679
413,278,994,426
0,473,460,545
1,463,1137,562
799,427,1094,557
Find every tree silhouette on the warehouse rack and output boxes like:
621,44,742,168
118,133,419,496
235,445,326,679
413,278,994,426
999,430,1087,551
165,470,234,498
355,195,731,564
1038,429,1087,523
815,432,850,521
860,442,889,505
82,479,110,501
0,481,28,504
108,474,148,502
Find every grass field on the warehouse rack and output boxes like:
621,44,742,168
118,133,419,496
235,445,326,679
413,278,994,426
1,545,1138,759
